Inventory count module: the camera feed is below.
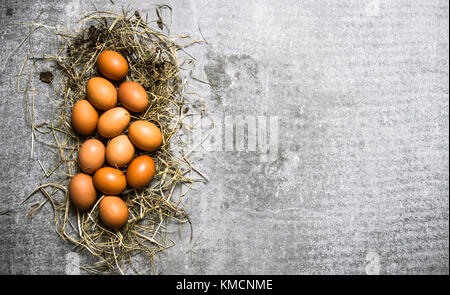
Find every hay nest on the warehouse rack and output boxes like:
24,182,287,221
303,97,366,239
13,7,209,274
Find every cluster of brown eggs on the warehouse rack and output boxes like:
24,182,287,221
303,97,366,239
69,50,162,229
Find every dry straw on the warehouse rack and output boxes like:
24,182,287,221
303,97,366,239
11,7,211,274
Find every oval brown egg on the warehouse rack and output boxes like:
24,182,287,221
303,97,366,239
86,77,117,110
78,139,105,174
126,155,156,189
71,100,98,135
96,50,128,81
93,167,127,195
118,81,149,112
99,196,128,229
106,135,135,168
69,173,97,210
128,120,162,152
97,107,130,138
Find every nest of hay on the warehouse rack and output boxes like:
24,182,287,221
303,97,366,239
14,8,209,274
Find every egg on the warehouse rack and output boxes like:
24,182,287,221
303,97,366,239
97,107,130,138
126,155,156,188
69,173,97,210
86,77,117,110
78,139,105,174
99,196,129,229
128,120,163,151
93,167,127,195
96,50,128,81
106,135,135,168
71,100,98,135
118,81,149,112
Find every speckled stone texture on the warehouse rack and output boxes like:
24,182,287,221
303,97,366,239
0,0,448,274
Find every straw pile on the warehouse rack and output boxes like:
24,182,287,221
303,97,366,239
14,7,208,274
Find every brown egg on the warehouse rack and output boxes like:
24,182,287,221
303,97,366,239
99,196,128,229
86,77,117,110
93,167,127,195
69,173,97,210
118,81,149,112
78,139,105,174
71,100,98,135
96,51,128,81
126,155,156,188
106,135,135,168
97,107,130,138
128,120,162,152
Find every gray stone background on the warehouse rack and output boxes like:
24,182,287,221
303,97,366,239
0,0,448,274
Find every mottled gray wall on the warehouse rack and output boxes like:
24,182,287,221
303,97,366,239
0,0,448,274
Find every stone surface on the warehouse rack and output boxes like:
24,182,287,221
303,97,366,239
0,0,448,274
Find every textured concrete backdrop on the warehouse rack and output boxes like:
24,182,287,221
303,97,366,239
0,0,448,274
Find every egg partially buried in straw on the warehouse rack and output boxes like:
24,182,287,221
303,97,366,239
128,120,162,152
97,107,130,138
71,100,98,135
93,167,127,195
99,196,128,229
78,138,105,174
118,81,149,112
126,155,156,189
106,135,135,168
69,173,97,210
96,50,128,81
86,77,117,110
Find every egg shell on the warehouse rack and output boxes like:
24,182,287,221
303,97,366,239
99,196,129,229
96,51,128,81
93,167,127,195
106,135,135,168
97,107,130,138
118,81,149,112
71,100,98,135
86,77,117,110
128,120,163,152
78,139,105,174
69,173,97,210
126,155,156,188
